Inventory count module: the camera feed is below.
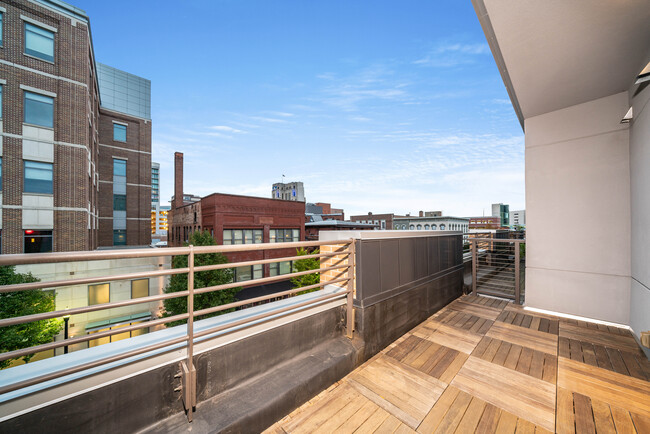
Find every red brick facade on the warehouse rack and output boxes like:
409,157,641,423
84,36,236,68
0,1,151,253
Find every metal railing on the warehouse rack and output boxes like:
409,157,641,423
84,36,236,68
470,238,525,304
0,239,355,421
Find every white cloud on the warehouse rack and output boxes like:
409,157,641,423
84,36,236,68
209,125,244,133
414,41,490,67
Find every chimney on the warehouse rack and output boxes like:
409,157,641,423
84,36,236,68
419,210,424,217
174,152,183,209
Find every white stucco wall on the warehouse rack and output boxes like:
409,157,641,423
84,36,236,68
524,92,632,324
629,80,650,346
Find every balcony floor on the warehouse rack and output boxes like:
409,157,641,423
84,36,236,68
265,295,650,433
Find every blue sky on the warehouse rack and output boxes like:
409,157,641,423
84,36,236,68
77,0,524,217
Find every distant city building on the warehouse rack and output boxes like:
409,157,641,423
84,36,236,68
170,153,305,282
393,216,469,232
0,0,152,253
152,162,160,206
272,182,305,202
420,211,442,217
491,203,510,227
468,216,502,230
350,212,406,230
512,210,526,226
305,202,344,222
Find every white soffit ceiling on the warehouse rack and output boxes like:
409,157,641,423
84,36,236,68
480,0,650,121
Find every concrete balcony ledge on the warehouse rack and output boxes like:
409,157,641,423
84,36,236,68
0,285,347,422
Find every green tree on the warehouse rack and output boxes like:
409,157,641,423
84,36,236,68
291,248,320,294
162,231,240,327
0,266,63,369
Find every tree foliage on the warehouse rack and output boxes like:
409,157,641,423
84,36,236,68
0,266,63,369
291,248,320,294
162,231,240,327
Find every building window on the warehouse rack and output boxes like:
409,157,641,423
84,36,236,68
88,283,109,305
440,224,446,230
0,12,3,47
113,159,126,177
24,230,52,253
409,224,414,230
113,194,126,211
431,224,437,230
114,229,126,245
0,157,2,190
89,320,148,348
24,22,54,62
24,161,53,194
24,91,54,128
416,224,422,230
424,224,430,230
131,279,149,299
223,229,263,245
0,85,3,118
270,229,299,243
113,123,127,142
270,261,292,277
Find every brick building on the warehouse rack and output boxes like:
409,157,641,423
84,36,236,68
468,216,502,230
0,0,151,253
170,152,305,282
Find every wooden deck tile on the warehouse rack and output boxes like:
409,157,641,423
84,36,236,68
349,355,445,429
559,322,641,354
557,356,650,417
415,322,482,354
447,299,503,320
487,321,558,355
451,356,556,431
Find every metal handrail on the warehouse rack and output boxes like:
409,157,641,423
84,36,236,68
470,238,525,304
0,238,356,420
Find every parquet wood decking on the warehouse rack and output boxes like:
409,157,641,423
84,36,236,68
265,295,650,433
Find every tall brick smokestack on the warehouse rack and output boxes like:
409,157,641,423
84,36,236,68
174,152,183,209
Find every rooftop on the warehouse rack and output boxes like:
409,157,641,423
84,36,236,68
266,294,650,433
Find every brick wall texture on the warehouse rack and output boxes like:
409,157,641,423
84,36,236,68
0,1,151,253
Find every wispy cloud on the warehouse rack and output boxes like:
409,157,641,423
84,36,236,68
209,125,244,133
250,116,290,124
414,41,490,67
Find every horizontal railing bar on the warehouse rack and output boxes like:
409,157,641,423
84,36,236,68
194,290,349,340
0,267,190,294
194,264,350,295
193,250,350,273
0,239,352,266
0,313,189,363
477,284,516,292
470,238,525,243
0,335,189,396
194,277,351,317
191,239,351,255
0,291,191,328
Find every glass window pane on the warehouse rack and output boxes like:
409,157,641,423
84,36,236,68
89,283,109,305
113,194,126,211
244,229,253,244
270,230,276,243
292,229,299,241
280,261,291,275
253,264,263,279
24,230,52,253
113,159,126,176
114,229,126,245
24,23,54,62
236,266,252,282
270,262,279,276
131,279,148,298
113,124,127,141
254,229,263,243
233,230,243,244
24,161,53,194
284,230,292,242
24,91,53,128
0,85,3,118
223,230,232,245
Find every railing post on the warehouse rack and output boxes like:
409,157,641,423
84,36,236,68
346,240,356,339
471,240,477,296
181,245,197,422
514,240,521,305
